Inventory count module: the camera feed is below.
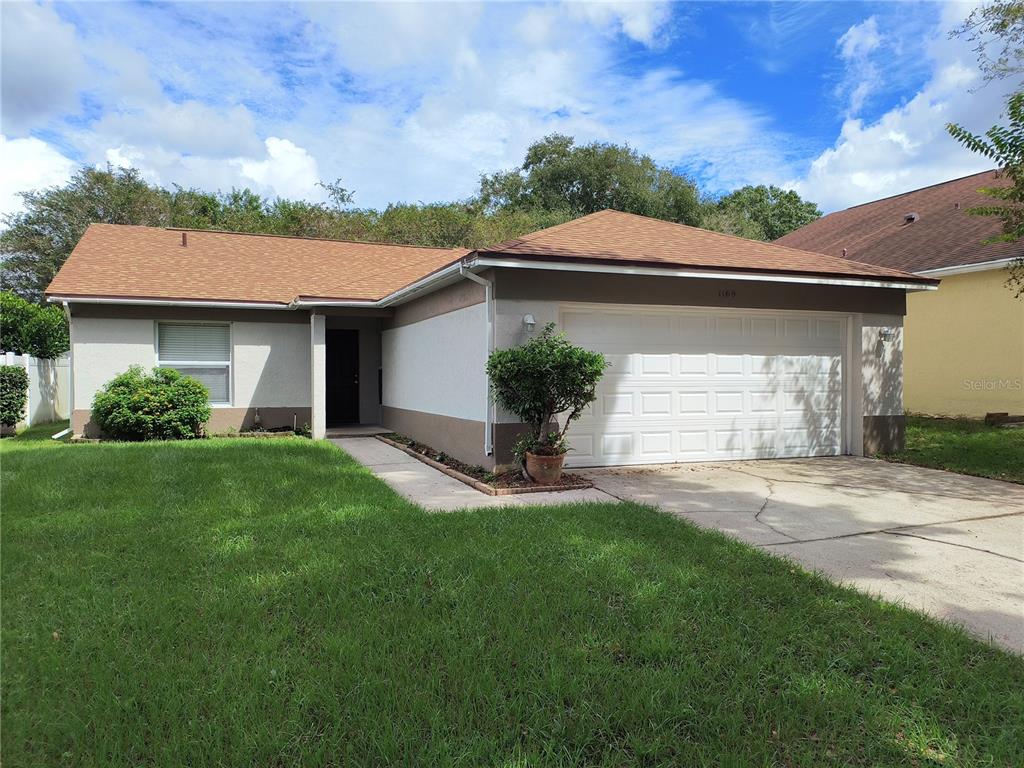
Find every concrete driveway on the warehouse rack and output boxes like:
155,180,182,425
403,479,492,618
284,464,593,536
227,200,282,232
579,458,1024,653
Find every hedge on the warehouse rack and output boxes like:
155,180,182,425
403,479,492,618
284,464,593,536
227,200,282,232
0,366,29,428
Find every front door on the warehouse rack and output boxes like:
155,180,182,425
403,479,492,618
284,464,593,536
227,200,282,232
326,329,360,425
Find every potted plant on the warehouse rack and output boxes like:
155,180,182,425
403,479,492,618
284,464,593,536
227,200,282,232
486,323,606,484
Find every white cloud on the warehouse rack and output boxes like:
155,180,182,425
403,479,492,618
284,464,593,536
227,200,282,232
836,16,882,115
0,2,87,134
236,138,320,200
789,3,1006,212
838,16,881,61
0,135,77,218
567,2,673,46
91,101,263,160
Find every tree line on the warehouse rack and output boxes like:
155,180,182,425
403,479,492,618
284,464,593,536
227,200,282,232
0,134,821,304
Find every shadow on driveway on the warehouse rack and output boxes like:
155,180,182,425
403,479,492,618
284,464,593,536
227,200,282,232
580,457,1024,653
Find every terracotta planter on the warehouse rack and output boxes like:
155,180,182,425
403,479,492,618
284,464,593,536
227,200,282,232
524,452,565,485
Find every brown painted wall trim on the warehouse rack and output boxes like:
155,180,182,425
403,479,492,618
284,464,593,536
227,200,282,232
493,269,906,315
862,414,905,455
384,278,485,329
69,304,312,324
380,406,491,468
73,407,312,438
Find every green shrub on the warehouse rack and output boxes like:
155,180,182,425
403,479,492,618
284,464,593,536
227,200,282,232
0,291,69,358
486,323,606,456
91,366,211,440
0,366,29,428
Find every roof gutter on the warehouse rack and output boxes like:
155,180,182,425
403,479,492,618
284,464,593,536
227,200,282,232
47,295,295,310
469,256,937,291
377,261,468,307
915,257,1018,278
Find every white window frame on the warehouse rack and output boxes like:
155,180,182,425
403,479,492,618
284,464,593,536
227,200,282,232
155,321,233,407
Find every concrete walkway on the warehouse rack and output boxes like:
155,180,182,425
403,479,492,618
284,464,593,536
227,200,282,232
331,437,615,511
579,457,1024,653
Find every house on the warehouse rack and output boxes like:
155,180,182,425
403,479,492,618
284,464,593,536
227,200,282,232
777,171,1024,418
45,210,936,467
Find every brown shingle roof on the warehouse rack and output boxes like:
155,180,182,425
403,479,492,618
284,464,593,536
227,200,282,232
775,170,1023,272
479,209,934,284
46,210,935,305
46,224,469,304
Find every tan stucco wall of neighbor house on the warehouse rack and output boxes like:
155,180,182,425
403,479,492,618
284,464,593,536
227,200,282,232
903,268,1024,417
69,307,314,437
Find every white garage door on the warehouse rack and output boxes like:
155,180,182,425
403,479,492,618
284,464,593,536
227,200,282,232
561,305,846,467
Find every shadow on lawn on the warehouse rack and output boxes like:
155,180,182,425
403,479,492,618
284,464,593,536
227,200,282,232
2,437,1023,766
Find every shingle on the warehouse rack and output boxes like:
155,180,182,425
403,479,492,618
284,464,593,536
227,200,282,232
480,209,933,283
775,170,1023,272
46,210,934,305
45,225,469,303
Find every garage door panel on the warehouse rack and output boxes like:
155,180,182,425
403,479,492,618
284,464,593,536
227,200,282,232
640,392,672,416
562,305,845,467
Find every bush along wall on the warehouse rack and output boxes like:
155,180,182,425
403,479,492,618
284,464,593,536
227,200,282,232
0,365,29,430
91,366,212,440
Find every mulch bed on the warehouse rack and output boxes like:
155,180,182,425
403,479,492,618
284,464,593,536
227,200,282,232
378,433,592,495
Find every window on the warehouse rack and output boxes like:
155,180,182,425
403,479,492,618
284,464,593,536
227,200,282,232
157,322,231,404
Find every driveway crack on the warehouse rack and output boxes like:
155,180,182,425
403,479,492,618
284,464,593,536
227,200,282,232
753,477,798,541
719,464,1023,505
879,530,1024,563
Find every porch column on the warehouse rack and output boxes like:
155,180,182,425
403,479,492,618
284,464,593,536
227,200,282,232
310,312,326,439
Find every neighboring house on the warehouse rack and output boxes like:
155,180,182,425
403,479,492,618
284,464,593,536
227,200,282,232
777,171,1024,418
45,210,936,467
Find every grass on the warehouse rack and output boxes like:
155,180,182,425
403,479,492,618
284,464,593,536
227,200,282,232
3,426,1023,767
882,415,1024,484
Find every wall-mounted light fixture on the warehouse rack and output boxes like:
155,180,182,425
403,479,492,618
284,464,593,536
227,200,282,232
523,313,536,332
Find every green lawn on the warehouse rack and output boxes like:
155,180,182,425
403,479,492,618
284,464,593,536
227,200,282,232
3,426,1022,766
882,415,1024,484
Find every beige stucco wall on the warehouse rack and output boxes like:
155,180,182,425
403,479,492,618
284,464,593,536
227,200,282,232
70,310,313,435
860,314,904,454
904,268,1024,417
381,301,488,422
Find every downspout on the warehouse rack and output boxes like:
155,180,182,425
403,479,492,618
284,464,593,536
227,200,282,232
51,302,73,440
459,266,493,456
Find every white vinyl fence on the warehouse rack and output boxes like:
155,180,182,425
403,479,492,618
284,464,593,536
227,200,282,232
3,352,70,427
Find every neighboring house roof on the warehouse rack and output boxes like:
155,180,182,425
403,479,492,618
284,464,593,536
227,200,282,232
775,170,1023,273
479,209,930,283
46,210,934,306
45,224,469,305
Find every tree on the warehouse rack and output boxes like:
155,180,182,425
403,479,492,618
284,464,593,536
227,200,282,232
478,134,702,225
947,91,1024,297
951,1,1024,86
485,323,606,459
708,185,821,241
1,166,170,302
0,291,69,357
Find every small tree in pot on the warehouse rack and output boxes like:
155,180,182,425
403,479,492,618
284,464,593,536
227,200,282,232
486,323,606,483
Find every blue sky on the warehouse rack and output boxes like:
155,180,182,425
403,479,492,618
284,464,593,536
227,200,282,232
0,1,1011,218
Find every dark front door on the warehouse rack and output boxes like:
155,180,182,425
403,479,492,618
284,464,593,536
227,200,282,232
326,329,360,425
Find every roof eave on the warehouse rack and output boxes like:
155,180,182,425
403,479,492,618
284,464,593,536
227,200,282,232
471,252,938,290
46,294,295,310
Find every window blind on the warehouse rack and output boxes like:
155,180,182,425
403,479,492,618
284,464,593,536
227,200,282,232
158,324,230,362
157,323,231,403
